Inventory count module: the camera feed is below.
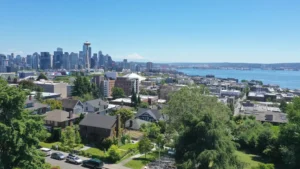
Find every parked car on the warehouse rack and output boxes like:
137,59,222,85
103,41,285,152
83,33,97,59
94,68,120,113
40,148,52,156
66,154,83,164
51,152,66,160
82,158,104,169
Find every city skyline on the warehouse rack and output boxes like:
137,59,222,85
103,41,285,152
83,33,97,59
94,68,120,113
1,0,300,63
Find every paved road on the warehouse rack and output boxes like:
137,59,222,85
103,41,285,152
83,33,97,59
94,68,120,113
46,151,130,169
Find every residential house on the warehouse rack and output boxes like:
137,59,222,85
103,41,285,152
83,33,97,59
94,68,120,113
44,110,79,129
125,118,150,130
135,108,167,122
61,99,84,114
79,114,120,143
25,95,50,115
84,99,108,113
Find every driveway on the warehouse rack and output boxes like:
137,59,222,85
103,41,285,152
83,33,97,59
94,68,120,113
46,151,130,169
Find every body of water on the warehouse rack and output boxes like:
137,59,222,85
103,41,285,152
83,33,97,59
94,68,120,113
178,69,300,89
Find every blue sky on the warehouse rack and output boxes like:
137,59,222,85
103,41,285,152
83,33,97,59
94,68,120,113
0,0,299,63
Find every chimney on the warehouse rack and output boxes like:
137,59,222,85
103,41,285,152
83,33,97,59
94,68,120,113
69,111,73,118
99,101,101,106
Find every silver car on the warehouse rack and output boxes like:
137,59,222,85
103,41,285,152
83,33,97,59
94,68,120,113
66,154,83,164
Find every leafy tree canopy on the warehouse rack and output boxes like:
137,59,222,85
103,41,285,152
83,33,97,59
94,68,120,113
37,73,48,81
112,87,125,99
0,79,48,169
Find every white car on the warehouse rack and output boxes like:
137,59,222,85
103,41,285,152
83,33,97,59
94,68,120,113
66,154,83,164
40,148,52,156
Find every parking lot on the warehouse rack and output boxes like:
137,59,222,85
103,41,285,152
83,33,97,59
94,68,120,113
45,151,130,169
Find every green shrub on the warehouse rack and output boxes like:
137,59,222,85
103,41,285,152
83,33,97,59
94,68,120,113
108,145,121,163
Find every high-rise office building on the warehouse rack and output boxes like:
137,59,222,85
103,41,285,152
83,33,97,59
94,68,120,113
146,62,153,71
0,54,7,72
53,48,63,69
70,52,79,69
40,52,51,70
15,55,22,65
32,52,40,69
98,51,104,67
123,59,128,69
83,43,91,68
92,53,97,68
63,52,70,70
79,51,85,68
107,55,112,68
26,55,33,68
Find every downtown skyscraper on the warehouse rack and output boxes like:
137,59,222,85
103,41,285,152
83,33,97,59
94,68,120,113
53,48,63,69
40,52,51,70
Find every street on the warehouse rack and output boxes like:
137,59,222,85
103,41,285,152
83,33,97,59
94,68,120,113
46,151,130,169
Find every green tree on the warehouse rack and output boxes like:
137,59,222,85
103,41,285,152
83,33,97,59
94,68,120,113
137,95,141,105
251,164,274,169
61,126,76,148
165,86,243,169
139,88,148,95
141,123,161,139
279,100,287,113
72,76,84,97
73,93,94,102
138,137,153,158
74,125,81,144
37,73,48,81
112,108,134,128
43,99,62,110
0,79,48,169
107,145,121,162
75,113,85,125
112,87,125,99
91,83,101,99
18,80,36,90
35,86,43,102
139,102,149,108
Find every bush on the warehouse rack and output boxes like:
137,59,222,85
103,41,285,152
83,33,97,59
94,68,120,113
107,145,121,162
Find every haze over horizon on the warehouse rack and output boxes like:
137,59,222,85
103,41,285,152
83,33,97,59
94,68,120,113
1,0,299,63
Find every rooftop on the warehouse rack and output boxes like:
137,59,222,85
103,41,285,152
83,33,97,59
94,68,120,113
79,114,117,129
44,110,78,122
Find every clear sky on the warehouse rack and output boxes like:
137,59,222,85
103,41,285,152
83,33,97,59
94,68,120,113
0,0,299,63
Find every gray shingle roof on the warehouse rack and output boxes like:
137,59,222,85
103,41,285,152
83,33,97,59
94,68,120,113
62,99,79,109
125,119,149,130
44,109,78,122
26,102,49,111
79,114,117,129
85,99,108,109
136,108,163,121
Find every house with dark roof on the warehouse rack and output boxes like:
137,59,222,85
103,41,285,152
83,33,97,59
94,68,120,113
61,99,84,114
44,109,79,129
79,114,120,143
83,99,108,113
25,95,50,115
125,118,150,130
135,108,167,122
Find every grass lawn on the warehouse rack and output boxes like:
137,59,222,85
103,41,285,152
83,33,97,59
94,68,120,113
39,142,61,149
236,151,266,169
124,151,159,169
119,143,138,151
84,148,105,156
